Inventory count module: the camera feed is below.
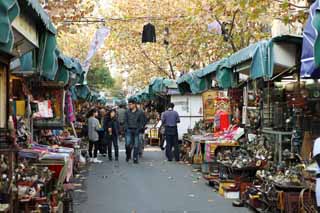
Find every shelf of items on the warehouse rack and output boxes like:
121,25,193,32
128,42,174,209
262,128,292,162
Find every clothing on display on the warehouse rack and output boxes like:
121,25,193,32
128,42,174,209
142,23,156,43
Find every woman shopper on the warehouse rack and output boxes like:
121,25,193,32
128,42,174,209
105,109,120,161
87,109,103,163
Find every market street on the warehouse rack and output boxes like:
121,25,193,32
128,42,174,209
73,145,249,213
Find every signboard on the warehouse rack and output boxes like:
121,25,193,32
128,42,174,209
202,90,230,121
202,90,217,121
12,14,39,47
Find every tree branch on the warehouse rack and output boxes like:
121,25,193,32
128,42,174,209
273,0,309,9
138,45,171,78
215,15,238,52
229,9,239,36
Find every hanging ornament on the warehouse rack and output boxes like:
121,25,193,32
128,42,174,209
142,23,156,43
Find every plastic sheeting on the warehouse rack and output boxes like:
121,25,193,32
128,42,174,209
301,0,320,78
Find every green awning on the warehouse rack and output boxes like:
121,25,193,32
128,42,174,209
20,51,35,71
75,84,91,100
216,68,234,89
195,59,229,78
163,79,178,89
149,77,178,95
24,0,56,34
70,86,77,100
38,31,59,80
177,71,211,94
227,40,274,79
0,0,19,53
55,51,85,86
54,65,69,86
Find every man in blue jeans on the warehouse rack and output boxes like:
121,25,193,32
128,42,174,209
124,99,144,164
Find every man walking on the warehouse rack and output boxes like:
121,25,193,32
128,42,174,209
124,99,143,164
161,103,180,162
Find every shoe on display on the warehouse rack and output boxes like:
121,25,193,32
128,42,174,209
93,158,103,163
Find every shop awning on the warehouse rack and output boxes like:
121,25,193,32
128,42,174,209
177,71,211,94
23,0,56,34
19,51,35,71
195,59,228,78
38,31,59,80
55,51,85,86
0,0,19,53
301,0,320,78
149,77,178,95
228,40,274,79
75,84,91,101
70,86,77,100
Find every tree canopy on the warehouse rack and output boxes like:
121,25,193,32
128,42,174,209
46,0,310,89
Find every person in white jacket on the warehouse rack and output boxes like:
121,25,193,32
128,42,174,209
313,137,320,212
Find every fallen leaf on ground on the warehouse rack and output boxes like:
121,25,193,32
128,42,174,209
73,183,82,187
188,194,195,198
208,199,214,203
75,189,86,193
192,181,198,184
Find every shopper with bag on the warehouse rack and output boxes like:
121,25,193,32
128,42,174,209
161,103,180,162
87,109,103,163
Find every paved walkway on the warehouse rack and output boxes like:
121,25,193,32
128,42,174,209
73,145,249,213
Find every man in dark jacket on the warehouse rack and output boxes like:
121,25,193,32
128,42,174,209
125,99,144,163
161,103,180,161
105,109,120,161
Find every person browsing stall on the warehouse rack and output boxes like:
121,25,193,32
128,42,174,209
87,109,103,164
161,103,180,162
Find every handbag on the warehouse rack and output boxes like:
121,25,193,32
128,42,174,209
193,143,203,164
